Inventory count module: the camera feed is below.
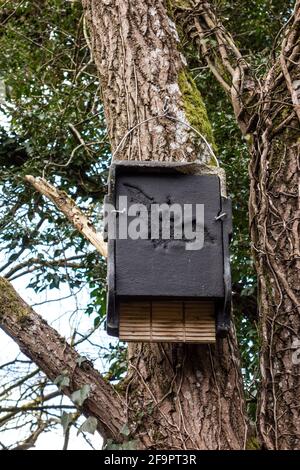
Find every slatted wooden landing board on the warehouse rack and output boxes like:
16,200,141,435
119,301,216,343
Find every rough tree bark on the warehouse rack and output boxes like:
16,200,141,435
0,278,126,444
172,0,300,450
81,0,248,450
1,0,297,450
249,7,300,450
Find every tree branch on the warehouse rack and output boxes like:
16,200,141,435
4,255,85,280
0,367,39,399
25,175,107,258
172,0,258,133
279,2,300,122
0,405,76,413
0,391,61,427
0,277,126,442
10,421,49,451
174,1,300,137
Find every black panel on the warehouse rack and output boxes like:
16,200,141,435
115,173,224,298
105,162,232,338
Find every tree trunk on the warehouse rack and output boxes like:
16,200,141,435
249,9,300,449
82,0,247,449
169,0,300,449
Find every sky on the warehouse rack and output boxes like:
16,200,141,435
0,254,111,450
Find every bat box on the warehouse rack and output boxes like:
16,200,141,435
104,161,232,343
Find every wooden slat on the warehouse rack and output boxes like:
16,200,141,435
119,301,216,343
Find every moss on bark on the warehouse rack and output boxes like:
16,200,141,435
178,69,217,164
0,277,29,321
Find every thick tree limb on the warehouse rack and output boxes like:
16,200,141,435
172,0,258,133
25,175,107,258
174,1,300,137
0,277,126,443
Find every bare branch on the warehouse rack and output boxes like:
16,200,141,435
0,391,61,427
4,255,85,280
0,405,76,413
25,176,107,258
0,368,39,399
11,421,49,450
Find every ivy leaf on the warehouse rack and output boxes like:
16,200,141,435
105,439,137,450
61,412,73,435
77,416,98,436
54,374,70,391
120,424,130,437
122,440,137,450
71,384,90,406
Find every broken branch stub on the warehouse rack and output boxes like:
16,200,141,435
25,175,107,258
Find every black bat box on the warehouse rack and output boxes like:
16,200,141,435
104,161,232,343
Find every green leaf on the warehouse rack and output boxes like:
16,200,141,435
77,416,98,436
71,384,90,406
54,374,70,391
61,412,73,435
105,439,137,450
120,424,130,437
122,440,137,450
